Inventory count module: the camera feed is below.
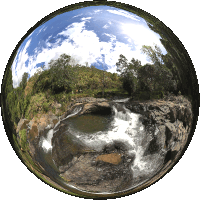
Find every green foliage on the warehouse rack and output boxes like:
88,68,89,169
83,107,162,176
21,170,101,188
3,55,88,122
19,129,27,150
139,91,150,100
20,72,29,89
48,54,76,94
141,44,163,67
4,48,180,127
116,54,141,96
25,93,54,118
150,90,164,100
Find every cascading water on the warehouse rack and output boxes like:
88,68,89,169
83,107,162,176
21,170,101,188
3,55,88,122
37,99,165,190
69,103,164,179
39,106,83,153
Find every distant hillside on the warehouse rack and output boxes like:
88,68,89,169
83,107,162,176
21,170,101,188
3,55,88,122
4,55,126,127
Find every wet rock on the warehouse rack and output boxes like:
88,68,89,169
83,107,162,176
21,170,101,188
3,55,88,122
60,152,134,192
96,153,122,165
80,102,112,115
16,119,30,133
102,140,129,154
52,130,93,167
144,136,161,156
165,123,176,149
168,106,177,123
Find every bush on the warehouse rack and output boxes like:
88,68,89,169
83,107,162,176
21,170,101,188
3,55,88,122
42,102,49,113
139,91,150,100
19,129,27,150
150,90,164,100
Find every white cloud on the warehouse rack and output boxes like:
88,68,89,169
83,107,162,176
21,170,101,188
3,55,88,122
94,10,101,13
36,25,47,35
103,24,109,29
121,23,167,58
107,9,140,21
12,15,166,87
72,13,83,18
12,39,31,88
81,17,92,21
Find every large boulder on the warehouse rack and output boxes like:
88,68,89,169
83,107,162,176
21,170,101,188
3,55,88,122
52,124,93,167
79,102,111,115
16,119,30,133
60,152,134,192
96,153,122,165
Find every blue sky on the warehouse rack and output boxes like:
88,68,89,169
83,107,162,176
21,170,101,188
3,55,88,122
12,5,166,88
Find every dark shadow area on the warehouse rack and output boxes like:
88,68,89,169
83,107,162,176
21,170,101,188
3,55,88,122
164,150,178,164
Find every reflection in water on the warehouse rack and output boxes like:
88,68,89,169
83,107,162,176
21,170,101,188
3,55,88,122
67,114,112,133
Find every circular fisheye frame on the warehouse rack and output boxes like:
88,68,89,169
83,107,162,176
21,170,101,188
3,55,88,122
1,1,199,198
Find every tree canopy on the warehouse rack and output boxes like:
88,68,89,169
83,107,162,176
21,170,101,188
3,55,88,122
116,44,178,97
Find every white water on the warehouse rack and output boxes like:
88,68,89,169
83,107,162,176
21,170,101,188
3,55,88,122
73,104,154,173
39,106,82,153
40,101,163,176
113,98,130,103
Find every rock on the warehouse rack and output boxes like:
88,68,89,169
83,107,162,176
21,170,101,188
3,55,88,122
96,153,122,165
80,102,112,115
177,105,185,122
60,152,134,192
54,102,62,109
28,123,39,142
156,125,166,149
97,102,110,107
52,130,93,167
168,106,177,123
165,123,176,148
102,140,129,153
16,119,30,133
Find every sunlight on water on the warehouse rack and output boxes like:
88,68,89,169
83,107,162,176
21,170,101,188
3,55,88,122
39,101,163,178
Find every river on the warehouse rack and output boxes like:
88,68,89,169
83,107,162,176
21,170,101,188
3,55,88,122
36,98,165,192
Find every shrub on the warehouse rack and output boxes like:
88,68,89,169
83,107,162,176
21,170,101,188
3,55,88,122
139,91,150,100
42,102,49,113
19,129,27,150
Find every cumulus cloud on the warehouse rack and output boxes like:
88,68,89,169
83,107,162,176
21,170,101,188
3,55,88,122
12,10,166,88
94,10,101,13
72,13,83,18
107,9,140,21
103,24,109,29
12,39,31,88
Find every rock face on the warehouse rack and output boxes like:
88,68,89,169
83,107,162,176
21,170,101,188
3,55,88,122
59,142,134,193
52,124,93,167
16,95,193,192
125,95,193,162
96,153,122,165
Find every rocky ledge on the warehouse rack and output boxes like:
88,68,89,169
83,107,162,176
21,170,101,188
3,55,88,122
16,97,111,156
58,141,134,193
16,95,193,192
125,94,193,162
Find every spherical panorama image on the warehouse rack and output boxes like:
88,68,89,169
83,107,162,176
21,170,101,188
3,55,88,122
1,0,199,199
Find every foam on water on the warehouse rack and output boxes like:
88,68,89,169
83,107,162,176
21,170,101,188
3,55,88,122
40,106,82,152
75,104,149,171
40,101,163,176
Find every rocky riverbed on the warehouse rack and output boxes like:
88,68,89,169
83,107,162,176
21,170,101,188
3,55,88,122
16,94,193,193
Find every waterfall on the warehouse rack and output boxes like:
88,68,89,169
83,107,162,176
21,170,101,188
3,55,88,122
73,103,163,176
39,106,82,153
39,100,163,178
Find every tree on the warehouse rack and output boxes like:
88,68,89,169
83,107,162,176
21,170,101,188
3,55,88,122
19,72,28,90
141,45,177,93
137,64,157,92
141,44,163,67
101,64,106,97
116,54,141,96
48,54,76,94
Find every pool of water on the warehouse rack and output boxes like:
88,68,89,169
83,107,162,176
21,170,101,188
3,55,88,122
66,114,113,134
